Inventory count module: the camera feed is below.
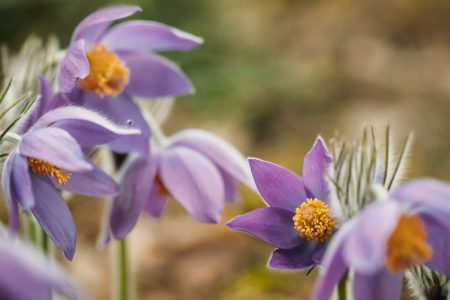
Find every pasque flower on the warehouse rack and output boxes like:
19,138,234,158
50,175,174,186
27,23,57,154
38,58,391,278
109,129,255,239
59,5,203,154
0,231,82,300
227,137,340,269
3,96,140,259
314,179,450,300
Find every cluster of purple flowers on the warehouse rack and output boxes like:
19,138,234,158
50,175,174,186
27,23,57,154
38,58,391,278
1,4,450,300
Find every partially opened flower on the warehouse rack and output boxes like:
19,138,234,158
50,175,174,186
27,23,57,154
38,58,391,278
3,105,140,259
109,129,255,239
227,137,340,270
59,5,203,154
0,232,82,300
314,179,450,300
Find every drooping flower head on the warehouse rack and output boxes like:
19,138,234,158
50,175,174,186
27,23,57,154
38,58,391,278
314,179,450,300
108,129,255,239
59,5,203,154
227,137,340,269
3,96,140,259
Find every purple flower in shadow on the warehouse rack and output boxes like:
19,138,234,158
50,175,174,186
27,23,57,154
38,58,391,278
108,129,255,240
3,104,140,260
59,5,203,155
314,179,450,300
0,231,83,300
227,137,339,270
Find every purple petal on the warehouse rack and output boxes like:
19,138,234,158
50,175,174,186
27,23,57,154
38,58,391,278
302,137,333,201
169,129,254,189
78,92,150,155
121,52,194,98
248,158,306,211
59,40,89,94
392,179,450,214
110,156,156,239
268,243,318,270
226,207,302,249
145,183,168,218
425,221,450,277
30,177,76,260
32,106,141,148
58,163,118,197
101,20,203,52
343,201,402,274
220,169,239,204
8,154,34,209
2,152,21,233
160,146,224,223
353,270,403,300
72,5,141,43
19,127,92,172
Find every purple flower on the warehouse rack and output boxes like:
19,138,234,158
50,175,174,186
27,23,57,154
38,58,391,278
3,104,140,260
314,179,450,300
227,137,338,270
59,5,203,154
0,232,82,300
108,129,255,239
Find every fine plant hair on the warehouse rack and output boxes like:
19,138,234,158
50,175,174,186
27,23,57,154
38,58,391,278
328,125,413,220
407,267,450,300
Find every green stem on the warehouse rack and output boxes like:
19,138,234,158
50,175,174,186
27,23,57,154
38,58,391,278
118,238,130,300
27,216,38,245
41,230,49,255
337,275,347,300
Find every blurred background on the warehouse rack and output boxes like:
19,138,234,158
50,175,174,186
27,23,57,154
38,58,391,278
1,0,450,299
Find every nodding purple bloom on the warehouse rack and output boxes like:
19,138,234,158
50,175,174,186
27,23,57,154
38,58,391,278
314,179,450,300
3,103,140,260
227,137,340,270
0,232,82,300
59,5,203,154
108,129,255,239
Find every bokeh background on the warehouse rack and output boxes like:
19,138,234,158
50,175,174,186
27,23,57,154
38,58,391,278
1,0,450,299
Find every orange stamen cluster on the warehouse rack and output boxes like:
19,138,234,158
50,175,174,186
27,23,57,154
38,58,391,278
27,157,72,185
386,215,433,273
79,44,130,97
293,198,336,242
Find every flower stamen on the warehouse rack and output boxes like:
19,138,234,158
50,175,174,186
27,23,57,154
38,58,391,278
79,44,129,97
27,157,72,185
386,215,432,273
293,198,337,242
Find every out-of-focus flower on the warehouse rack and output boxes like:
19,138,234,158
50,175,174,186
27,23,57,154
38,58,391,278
227,137,340,270
0,230,82,300
314,179,450,300
108,129,255,239
59,5,203,154
3,100,140,259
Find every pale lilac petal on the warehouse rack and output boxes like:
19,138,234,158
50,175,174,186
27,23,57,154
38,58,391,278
31,177,76,260
72,5,141,42
392,179,450,214
79,93,150,155
110,156,156,239
19,127,92,172
59,40,89,93
353,270,403,300
268,244,318,270
169,129,254,188
101,20,203,52
302,137,333,201
8,154,34,209
2,152,20,233
32,106,141,148
220,169,239,204
121,52,194,98
21,77,54,133
425,222,450,277
342,201,402,274
226,207,302,249
145,184,168,218
248,158,307,211
160,146,224,223
58,163,118,197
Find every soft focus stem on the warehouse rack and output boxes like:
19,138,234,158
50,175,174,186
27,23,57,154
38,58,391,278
337,274,348,300
27,216,38,245
118,238,130,300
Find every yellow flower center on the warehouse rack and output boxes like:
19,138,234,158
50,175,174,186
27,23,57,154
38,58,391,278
386,215,433,273
78,44,130,97
293,198,337,242
27,157,72,185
